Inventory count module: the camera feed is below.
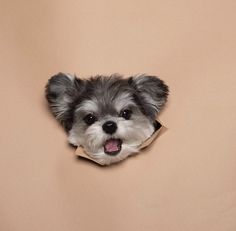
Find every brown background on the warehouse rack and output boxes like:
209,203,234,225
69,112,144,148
0,0,236,230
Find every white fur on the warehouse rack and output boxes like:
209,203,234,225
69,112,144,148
68,116,154,165
65,73,75,81
76,100,98,114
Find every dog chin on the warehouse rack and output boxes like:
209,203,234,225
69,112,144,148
68,119,155,164
85,143,140,165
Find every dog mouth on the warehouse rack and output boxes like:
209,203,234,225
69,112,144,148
104,138,122,156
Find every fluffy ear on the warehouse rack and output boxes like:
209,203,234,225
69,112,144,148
128,74,169,120
45,73,84,131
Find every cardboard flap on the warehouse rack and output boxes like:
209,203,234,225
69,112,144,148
75,121,166,165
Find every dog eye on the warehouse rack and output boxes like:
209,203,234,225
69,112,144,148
120,109,132,120
83,114,97,125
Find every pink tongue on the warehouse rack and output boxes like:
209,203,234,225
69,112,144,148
105,140,119,152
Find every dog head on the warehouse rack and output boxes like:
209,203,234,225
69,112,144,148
45,73,168,165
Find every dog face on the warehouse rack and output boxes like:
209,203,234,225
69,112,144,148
45,73,168,165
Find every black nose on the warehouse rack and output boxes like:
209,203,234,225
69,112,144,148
102,121,117,134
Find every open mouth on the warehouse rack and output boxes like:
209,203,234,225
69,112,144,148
104,138,122,156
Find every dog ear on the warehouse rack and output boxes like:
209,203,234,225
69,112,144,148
128,74,169,120
45,73,84,131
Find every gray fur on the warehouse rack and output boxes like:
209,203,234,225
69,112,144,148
128,74,169,119
45,73,84,131
45,73,168,128
45,73,169,164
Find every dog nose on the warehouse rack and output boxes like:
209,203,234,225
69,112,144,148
102,121,117,134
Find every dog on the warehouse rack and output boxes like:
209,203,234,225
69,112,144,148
45,73,169,165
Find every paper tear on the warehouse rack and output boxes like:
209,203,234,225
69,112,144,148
75,121,166,165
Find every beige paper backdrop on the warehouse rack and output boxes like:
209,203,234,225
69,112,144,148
0,0,236,230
